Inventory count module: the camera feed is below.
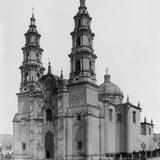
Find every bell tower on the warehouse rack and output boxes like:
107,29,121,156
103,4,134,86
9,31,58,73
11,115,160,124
19,12,45,92
67,1,103,159
69,0,97,85
13,12,46,160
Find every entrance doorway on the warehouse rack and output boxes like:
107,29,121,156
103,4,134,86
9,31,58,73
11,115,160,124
45,132,54,159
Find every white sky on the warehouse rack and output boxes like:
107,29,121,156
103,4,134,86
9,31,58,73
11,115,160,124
0,0,160,134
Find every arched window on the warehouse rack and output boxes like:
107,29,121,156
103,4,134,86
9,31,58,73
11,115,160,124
36,52,39,59
25,72,29,82
37,73,40,79
75,60,81,73
46,109,52,122
88,38,91,43
77,141,82,151
117,113,122,122
89,60,94,75
76,37,81,47
89,60,92,71
37,38,40,45
22,143,26,151
26,52,29,60
30,35,35,43
88,38,91,46
149,128,151,135
133,111,136,123
77,114,81,121
78,19,81,27
26,37,29,44
109,109,113,122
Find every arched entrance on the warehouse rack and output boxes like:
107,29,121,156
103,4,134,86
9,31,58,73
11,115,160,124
45,132,54,159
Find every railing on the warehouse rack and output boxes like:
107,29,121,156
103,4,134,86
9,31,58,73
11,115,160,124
105,149,160,160
1,150,160,160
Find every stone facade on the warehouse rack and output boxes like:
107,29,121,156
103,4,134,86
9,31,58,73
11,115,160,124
13,0,155,159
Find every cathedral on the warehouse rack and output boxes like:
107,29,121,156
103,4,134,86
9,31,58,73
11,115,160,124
13,0,155,160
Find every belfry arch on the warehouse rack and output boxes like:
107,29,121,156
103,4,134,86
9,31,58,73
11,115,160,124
45,132,54,159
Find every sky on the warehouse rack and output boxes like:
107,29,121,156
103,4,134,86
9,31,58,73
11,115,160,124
0,0,160,134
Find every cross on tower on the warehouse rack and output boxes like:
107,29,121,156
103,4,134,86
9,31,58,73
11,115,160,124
32,7,35,17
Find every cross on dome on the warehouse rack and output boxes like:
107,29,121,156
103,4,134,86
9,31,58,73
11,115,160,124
48,58,52,74
104,67,111,82
60,67,63,79
105,67,109,75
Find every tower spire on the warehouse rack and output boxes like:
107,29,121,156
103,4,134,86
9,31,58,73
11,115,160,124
30,8,36,27
69,0,96,85
80,0,86,7
127,95,129,103
32,7,35,17
60,67,63,79
20,13,45,92
79,0,87,12
48,60,52,74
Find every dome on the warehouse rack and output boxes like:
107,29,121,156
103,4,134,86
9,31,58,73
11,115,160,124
99,81,121,95
98,72,123,104
99,74,122,95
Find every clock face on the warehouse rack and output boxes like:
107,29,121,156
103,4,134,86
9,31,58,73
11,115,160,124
74,76,79,82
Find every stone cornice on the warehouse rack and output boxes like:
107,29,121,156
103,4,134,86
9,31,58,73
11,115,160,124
68,80,99,89
141,122,154,126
